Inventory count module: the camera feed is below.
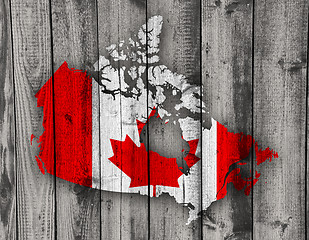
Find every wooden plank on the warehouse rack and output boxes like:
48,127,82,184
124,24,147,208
0,0,16,239
253,0,308,239
50,0,101,239
10,0,55,238
96,0,148,239
147,0,202,239
116,1,149,239
202,0,253,238
97,1,122,238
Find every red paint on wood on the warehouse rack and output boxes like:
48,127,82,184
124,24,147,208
34,62,92,187
30,134,35,145
109,136,199,189
109,110,200,192
35,156,45,174
216,122,278,200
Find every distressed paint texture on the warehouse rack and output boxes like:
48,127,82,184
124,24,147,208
1,0,308,239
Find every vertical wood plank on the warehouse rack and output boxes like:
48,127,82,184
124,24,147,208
97,1,121,239
98,1,122,238
0,0,16,239
147,0,202,239
50,0,101,239
305,7,308,240
117,1,149,239
253,0,308,239
10,0,55,238
97,0,148,239
202,0,253,238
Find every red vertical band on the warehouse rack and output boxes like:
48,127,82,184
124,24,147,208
35,62,92,187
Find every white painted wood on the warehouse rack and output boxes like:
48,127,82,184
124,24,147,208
92,79,100,189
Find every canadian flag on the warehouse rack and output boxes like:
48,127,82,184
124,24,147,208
32,61,278,223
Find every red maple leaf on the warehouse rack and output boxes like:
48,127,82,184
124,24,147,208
108,109,200,196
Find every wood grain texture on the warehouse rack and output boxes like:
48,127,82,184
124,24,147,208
0,0,16,239
202,0,253,238
50,0,101,239
253,0,308,239
117,1,148,239
147,0,202,239
97,1,122,239
10,0,55,238
3,1,309,239
97,0,148,239
148,0,201,81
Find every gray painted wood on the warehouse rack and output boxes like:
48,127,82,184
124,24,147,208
97,1,122,238
147,0,202,239
202,0,253,239
97,0,149,239
117,1,149,239
253,0,308,239
0,0,16,239
10,0,55,238
1,0,308,239
50,0,101,239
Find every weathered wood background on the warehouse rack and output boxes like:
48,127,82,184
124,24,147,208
0,0,308,239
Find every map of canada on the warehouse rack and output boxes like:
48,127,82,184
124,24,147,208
90,15,278,223
33,15,278,224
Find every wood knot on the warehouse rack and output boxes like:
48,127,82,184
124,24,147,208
278,58,307,72
65,114,73,124
72,184,84,194
225,0,252,14
215,0,221,7
0,172,12,204
0,187,9,203
106,199,113,210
